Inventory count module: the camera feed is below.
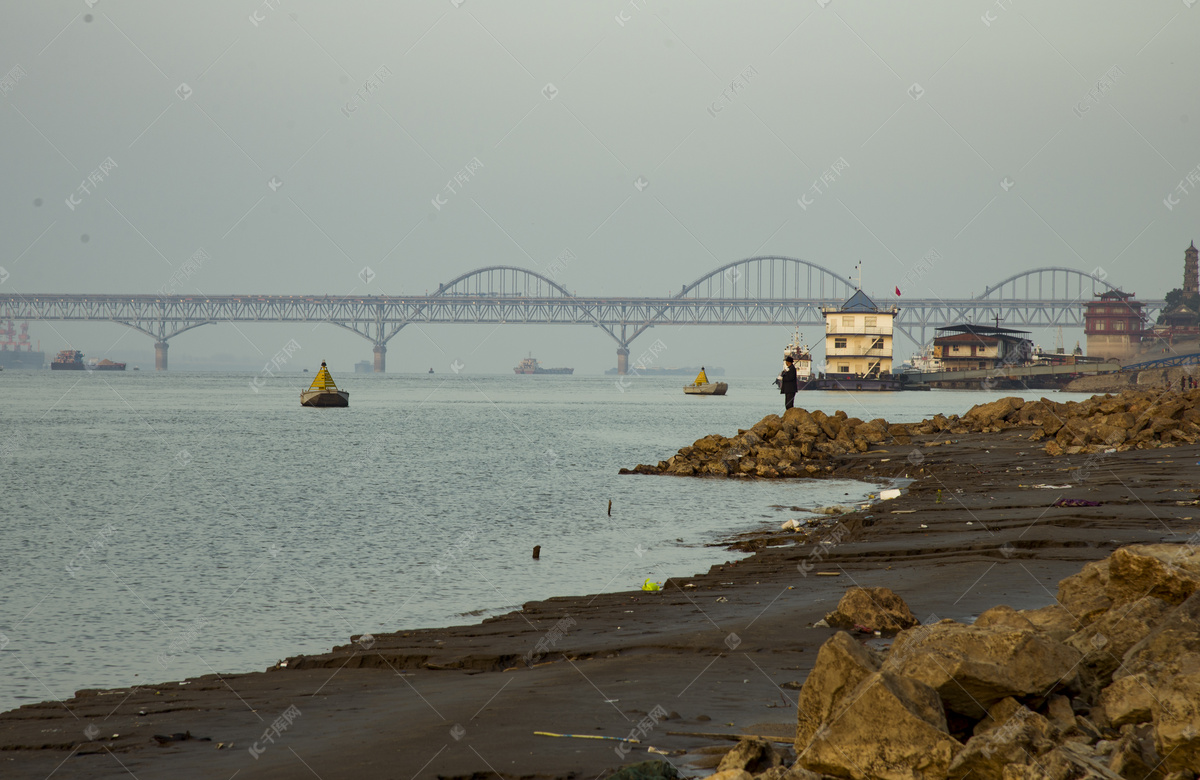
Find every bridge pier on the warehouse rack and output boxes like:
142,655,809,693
373,344,386,373
155,341,169,371
616,347,629,375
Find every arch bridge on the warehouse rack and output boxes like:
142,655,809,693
0,261,1161,372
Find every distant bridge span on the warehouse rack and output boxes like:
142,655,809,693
0,260,1162,372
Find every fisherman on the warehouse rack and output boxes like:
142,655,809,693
778,355,798,410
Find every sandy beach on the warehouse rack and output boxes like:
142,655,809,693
3,416,1198,779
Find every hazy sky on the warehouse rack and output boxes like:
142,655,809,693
3,1,1199,373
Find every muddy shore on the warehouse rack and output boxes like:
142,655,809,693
3,423,1198,779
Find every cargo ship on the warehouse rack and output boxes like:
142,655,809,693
0,320,45,368
50,349,126,371
514,355,573,375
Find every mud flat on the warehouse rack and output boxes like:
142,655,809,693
2,394,1199,779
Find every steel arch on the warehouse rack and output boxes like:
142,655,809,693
620,256,854,345
978,267,1119,300
435,266,576,298
675,256,855,300
433,265,622,345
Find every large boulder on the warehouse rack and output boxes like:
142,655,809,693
882,622,1082,718
1151,666,1200,775
1095,672,1154,728
1064,596,1171,698
716,738,781,775
795,631,882,752
1117,590,1200,686
965,397,1024,428
1018,604,1081,642
797,671,962,780
1056,559,1113,626
824,587,919,634
1105,544,1200,608
948,699,1056,780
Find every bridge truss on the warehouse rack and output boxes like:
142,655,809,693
0,262,1161,372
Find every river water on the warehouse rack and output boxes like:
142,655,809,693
0,370,1060,712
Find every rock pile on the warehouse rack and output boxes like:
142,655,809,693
777,544,1200,780
618,389,1200,478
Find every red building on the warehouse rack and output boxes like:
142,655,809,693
1083,290,1145,361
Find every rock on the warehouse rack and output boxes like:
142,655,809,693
1066,596,1171,698
795,631,882,752
797,671,962,780
949,700,1056,780
1096,673,1154,728
1105,544,1200,608
1045,695,1076,734
1116,591,1200,686
717,738,781,774
883,622,1082,718
1107,724,1161,780
703,770,752,780
606,759,680,780
1150,666,1200,773
823,587,919,634
1019,604,1082,642
975,605,1036,632
1056,559,1114,626
965,397,1025,428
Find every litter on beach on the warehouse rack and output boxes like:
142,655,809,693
879,488,902,500
1053,498,1102,507
1031,484,1073,489
534,732,638,743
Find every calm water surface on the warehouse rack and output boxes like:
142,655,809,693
0,370,1063,712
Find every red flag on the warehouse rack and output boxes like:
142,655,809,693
894,286,902,296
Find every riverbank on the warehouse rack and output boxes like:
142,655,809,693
3,401,1198,778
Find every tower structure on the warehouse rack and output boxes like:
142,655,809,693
1186,241,1198,296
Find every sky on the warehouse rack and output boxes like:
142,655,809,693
2,1,1199,373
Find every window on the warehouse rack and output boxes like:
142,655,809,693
838,365,850,373
841,316,855,328
834,338,847,349
1114,320,1126,331
863,315,877,328
871,337,884,350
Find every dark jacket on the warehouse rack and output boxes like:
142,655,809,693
779,365,798,394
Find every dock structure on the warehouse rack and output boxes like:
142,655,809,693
913,361,1120,390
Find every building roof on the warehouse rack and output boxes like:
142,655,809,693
839,289,880,312
934,324,1030,337
1094,290,1135,301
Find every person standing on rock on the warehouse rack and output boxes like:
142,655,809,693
778,355,798,410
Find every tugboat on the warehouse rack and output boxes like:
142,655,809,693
683,367,728,396
513,354,573,374
300,362,349,407
50,349,126,370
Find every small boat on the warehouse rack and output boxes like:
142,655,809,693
783,330,813,381
683,367,728,396
301,362,349,407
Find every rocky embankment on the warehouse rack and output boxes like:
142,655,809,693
619,389,1200,478
623,544,1200,780
1064,367,1197,395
